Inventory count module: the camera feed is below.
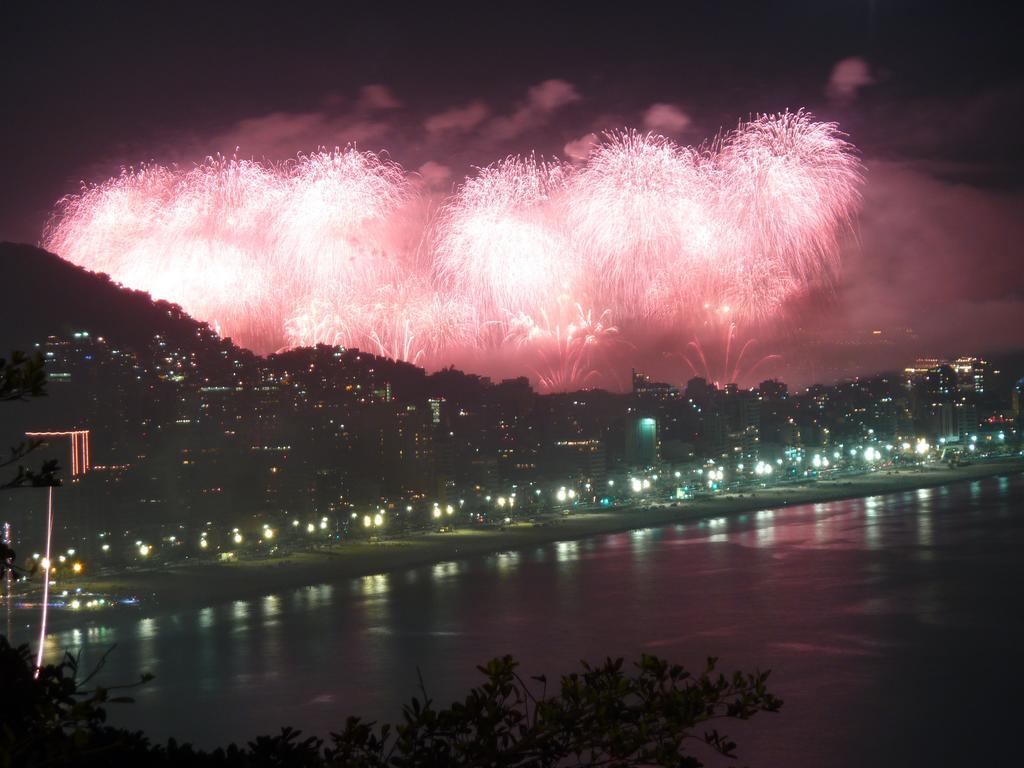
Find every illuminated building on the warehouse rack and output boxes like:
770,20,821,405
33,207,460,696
548,439,606,481
626,417,658,467
952,357,989,394
428,397,444,426
904,358,942,389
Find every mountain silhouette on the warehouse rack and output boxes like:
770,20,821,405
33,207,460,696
0,242,230,355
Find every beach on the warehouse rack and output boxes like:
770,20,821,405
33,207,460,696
70,458,1024,612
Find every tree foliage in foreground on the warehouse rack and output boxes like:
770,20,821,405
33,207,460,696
0,635,781,767
1,351,59,493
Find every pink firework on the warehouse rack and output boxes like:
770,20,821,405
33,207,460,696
43,111,861,390
672,308,782,388
432,155,576,332
283,297,352,350
504,301,624,392
285,273,478,367
352,277,479,367
710,110,862,321
45,149,410,353
568,131,713,320
568,113,861,326
276,149,411,301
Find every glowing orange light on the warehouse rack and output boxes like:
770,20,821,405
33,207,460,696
25,430,91,477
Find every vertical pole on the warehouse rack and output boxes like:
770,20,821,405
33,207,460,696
34,487,54,675
3,521,12,640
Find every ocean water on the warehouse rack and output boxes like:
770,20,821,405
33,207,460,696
14,472,1024,767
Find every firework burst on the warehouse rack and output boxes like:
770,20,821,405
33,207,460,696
433,155,576,331
43,111,861,391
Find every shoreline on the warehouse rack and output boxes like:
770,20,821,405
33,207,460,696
64,459,1024,614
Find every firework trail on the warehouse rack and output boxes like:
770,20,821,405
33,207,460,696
504,301,624,392
287,275,478,366
34,487,54,676
671,307,782,387
283,297,352,350
43,111,861,391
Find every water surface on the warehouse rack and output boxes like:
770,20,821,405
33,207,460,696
14,473,1024,767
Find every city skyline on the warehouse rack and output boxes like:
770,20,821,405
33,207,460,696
5,309,1016,556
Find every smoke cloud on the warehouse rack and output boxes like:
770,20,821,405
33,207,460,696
643,103,691,134
826,57,874,103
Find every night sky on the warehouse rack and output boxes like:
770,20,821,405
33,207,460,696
2,0,1022,376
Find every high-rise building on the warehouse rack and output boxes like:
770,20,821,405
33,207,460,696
625,416,658,467
428,397,444,426
953,357,989,394
904,358,942,389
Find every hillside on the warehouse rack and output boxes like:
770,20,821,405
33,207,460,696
0,242,230,355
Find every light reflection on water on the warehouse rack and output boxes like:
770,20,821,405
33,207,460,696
495,550,519,575
555,539,579,562
360,573,390,598
17,472,1024,768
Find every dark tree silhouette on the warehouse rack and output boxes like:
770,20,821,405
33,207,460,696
1,351,60,492
1,351,59,585
0,636,781,767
